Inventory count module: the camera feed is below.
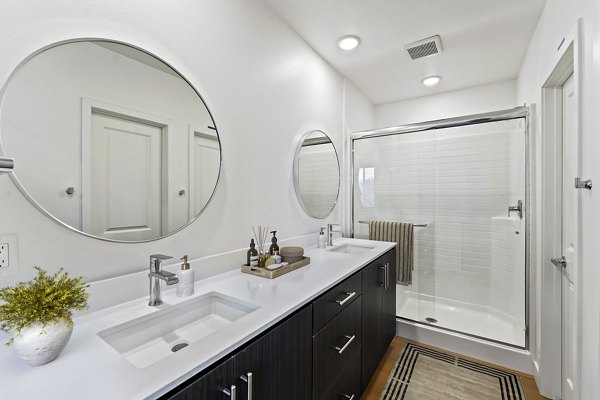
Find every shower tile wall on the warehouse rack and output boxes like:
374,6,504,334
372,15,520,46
354,119,525,325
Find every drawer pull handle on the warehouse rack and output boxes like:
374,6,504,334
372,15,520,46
385,262,390,289
222,385,236,399
240,373,253,400
334,334,356,354
342,395,355,400
335,291,356,306
380,263,390,289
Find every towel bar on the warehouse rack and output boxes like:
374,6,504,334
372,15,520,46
358,220,427,227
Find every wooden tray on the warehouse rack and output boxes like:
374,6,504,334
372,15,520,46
241,256,310,279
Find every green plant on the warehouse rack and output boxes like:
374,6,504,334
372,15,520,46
0,267,90,345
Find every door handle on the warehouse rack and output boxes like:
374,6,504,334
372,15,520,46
574,177,592,190
335,292,356,306
508,200,523,219
385,262,390,289
240,373,253,400
380,263,390,289
334,334,356,354
551,256,567,268
222,385,236,399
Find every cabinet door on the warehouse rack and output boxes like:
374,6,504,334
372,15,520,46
168,357,234,400
233,305,312,400
361,248,396,392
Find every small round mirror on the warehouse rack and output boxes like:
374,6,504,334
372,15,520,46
293,130,340,218
0,40,221,242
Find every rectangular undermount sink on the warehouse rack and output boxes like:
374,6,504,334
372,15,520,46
98,292,259,369
328,243,376,255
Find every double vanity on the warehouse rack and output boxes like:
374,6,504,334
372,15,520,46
0,238,396,399
0,38,395,399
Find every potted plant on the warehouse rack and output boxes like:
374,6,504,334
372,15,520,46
0,267,90,366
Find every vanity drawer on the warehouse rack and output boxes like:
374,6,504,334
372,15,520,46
313,272,361,334
320,353,361,400
313,296,362,400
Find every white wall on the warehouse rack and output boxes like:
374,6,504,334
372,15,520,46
0,1,370,286
516,0,600,398
374,80,517,129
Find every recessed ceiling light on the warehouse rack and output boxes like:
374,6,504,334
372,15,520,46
422,75,441,86
337,35,361,51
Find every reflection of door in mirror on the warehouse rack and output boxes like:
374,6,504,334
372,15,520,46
0,40,222,242
85,111,164,241
189,125,220,218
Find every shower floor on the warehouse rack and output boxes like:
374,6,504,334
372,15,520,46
396,287,525,347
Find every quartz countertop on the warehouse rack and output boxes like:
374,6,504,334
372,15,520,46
0,238,395,400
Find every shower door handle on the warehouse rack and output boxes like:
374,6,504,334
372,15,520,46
508,200,523,219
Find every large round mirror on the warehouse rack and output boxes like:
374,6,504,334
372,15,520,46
0,40,221,242
293,130,340,218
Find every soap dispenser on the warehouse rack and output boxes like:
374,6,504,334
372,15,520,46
318,227,326,249
269,231,279,255
177,255,194,297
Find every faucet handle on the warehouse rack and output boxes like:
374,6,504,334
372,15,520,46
150,254,173,261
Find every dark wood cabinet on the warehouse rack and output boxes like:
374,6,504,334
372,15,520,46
165,305,312,400
360,248,397,391
163,246,396,400
313,297,361,400
169,357,234,400
313,272,362,334
234,305,312,400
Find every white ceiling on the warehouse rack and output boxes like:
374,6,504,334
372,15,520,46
262,0,546,105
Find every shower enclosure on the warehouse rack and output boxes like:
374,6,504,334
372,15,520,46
352,108,528,348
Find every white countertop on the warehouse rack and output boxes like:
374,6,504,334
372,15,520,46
0,238,395,400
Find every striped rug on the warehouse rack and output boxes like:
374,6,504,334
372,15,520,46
381,343,526,400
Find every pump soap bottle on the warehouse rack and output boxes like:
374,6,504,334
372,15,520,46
318,227,326,249
269,231,279,255
177,255,194,297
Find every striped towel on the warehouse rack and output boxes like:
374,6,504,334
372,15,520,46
368,221,414,285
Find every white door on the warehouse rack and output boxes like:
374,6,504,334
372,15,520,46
86,112,162,241
189,131,220,217
561,74,577,400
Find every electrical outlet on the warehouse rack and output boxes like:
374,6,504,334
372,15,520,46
0,243,8,268
0,234,18,276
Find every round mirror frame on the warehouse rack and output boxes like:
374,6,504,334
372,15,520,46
0,38,222,243
292,130,340,219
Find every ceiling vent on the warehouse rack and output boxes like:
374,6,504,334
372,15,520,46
404,35,443,60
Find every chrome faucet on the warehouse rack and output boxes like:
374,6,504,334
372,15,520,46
326,224,341,247
148,254,178,306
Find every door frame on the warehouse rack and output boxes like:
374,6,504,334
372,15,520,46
187,123,219,220
81,97,174,237
538,18,583,399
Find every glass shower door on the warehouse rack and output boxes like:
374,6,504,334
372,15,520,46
352,117,527,347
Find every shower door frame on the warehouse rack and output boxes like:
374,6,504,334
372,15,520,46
349,106,531,350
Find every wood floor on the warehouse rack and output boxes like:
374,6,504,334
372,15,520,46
362,337,548,400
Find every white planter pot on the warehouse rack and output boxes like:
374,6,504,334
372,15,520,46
12,320,73,366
